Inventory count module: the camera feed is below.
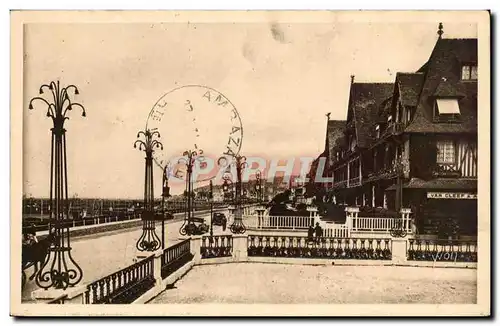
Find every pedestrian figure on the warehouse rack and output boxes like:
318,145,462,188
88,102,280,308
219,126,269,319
22,224,38,246
314,222,323,244
307,225,314,242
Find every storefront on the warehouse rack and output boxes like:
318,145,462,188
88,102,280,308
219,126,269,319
385,178,477,237
422,191,477,236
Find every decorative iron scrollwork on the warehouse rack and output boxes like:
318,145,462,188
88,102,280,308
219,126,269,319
28,80,84,290
389,218,407,238
134,129,163,252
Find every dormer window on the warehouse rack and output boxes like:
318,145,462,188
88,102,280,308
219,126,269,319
375,124,380,138
461,64,478,80
434,98,461,122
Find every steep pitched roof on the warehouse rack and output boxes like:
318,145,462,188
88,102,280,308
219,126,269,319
348,82,394,148
326,120,345,163
406,38,477,133
396,72,425,107
376,96,394,123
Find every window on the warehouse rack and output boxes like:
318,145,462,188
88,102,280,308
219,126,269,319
406,108,412,123
436,140,456,164
375,124,380,138
434,98,461,122
387,115,392,122
462,64,478,80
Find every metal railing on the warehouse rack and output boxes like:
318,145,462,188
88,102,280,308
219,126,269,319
347,176,361,188
23,212,142,234
407,239,477,262
250,215,315,230
200,235,233,259
332,180,348,189
352,217,411,233
161,239,193,279
84,255,155,304
247,235,392,260
322,224,350,238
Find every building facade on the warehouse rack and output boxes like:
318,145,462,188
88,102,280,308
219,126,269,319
311,24,478,236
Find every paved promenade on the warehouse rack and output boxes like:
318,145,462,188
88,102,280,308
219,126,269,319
150,263,477,304
22,210,227,302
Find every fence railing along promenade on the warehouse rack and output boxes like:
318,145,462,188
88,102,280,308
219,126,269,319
247,235,392,260
82,239,193,304
35,233,477,304
245,206,413,238
23,202,231,235
84,255,155,304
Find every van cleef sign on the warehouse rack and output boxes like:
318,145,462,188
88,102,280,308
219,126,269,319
427,192,477,199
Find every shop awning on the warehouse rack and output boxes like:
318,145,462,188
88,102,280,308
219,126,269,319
385,178,477,191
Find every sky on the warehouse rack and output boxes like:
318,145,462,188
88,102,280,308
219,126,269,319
22,20,477,199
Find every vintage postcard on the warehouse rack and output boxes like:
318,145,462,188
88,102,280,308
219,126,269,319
10,10,490,317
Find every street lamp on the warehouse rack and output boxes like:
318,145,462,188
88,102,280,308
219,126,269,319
255,171,263,203
218,154,247,234
134,129,163,252
178,149,204,236
28,80,84,290
209,180,214,237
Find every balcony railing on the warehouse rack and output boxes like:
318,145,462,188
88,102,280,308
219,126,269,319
332,180,347,189
347,176,361,188
365,161,407,183
432,163,462,178
371,122,404,149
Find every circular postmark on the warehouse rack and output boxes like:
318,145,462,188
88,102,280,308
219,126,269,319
145,85,243,182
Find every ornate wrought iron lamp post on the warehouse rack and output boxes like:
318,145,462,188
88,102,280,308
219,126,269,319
218,155,247,234
28,80,84,290
255,171,263,203
134,129,163,251
209,180,214,237
178,149,203,236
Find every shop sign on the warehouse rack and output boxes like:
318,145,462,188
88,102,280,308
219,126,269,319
427,192,477,200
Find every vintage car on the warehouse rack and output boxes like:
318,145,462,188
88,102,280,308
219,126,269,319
212,212,227,231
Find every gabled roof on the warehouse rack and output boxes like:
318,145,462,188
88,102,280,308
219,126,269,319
326,120,345,159
433,79,466,98
406,37,477,133
376,96,394,123
348,82,394,148
396,72,425,107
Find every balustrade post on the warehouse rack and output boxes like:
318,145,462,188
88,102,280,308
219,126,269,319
345,206,359,232
153,249,163,284
190,236,202,264
391,238,408,264
400,208,412,232
232,235,248,262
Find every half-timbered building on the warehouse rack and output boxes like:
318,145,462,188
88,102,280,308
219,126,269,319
313,24,478,236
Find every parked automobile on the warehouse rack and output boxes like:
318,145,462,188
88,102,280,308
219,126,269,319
212,212,227,231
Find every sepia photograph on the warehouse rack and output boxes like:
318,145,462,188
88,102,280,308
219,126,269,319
9,10,490,316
